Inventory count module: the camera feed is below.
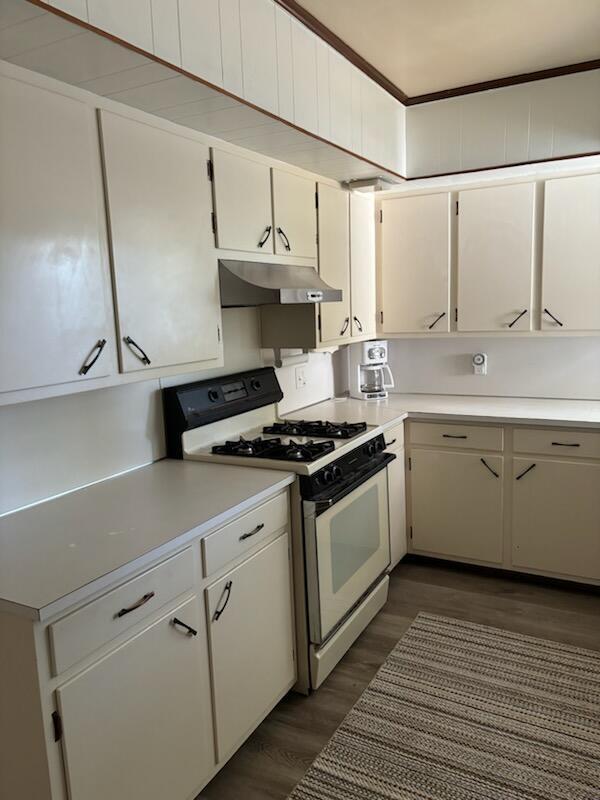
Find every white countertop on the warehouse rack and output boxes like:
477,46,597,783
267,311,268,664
292,394,600,430
0,459,294,620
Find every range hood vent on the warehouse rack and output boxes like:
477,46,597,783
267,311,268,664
218,260,342,307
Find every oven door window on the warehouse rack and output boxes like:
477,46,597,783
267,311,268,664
313,469,390,643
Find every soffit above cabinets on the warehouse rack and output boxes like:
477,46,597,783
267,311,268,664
0,0,405,183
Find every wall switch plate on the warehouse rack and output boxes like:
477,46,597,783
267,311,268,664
295,366,307,389
472,353,488,375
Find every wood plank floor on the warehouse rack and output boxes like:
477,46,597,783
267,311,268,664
199,558,600,799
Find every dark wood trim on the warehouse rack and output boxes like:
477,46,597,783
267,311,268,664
274,0,410,104
409,150,600,181
274,1,600,106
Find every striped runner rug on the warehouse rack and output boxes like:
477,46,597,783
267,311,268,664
289,613,600,799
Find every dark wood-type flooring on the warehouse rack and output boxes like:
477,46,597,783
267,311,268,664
199,557,600,800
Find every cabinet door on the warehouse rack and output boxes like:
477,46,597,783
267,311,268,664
178,0,223,86
57,597,213,800
457,183,535,331
410,449,504,563
239,0,278,114
318,184,351,344
291,17,318,133
87,0,153,51
212,148,273,253
329,49,352,150
542,173,600,331
350,192,376,338
381,194,451,333
387,451,407,568
0,75,114,394
206,534,295,762
272,169,317,259
100,111,220,372
512,458,600,580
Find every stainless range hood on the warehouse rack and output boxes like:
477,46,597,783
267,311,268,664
219,260,342,307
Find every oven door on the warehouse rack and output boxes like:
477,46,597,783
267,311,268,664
303,464,391,645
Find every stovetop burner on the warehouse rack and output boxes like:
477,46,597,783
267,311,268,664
211,436,335,462
263,419,368,439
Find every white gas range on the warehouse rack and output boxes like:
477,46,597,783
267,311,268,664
163,367,394,692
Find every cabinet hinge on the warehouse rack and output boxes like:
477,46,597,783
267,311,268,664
217,325,221,343
315,190,319,209
379,208,383,223
455,200,459,215
52,711,63,743
408,456,412,471
211,212,216,235
207,159,214,181
454,307,458,323
410,525,413,540
317,314,322,334
379,310,384,324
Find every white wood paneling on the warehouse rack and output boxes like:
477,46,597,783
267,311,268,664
329,49,352,151
150,0,181,65
350,64,363,154
219,0,243,95
291,16,318,134
274,5,294,121
239,0,278,114
178,0,223,87
88,0,153,52
315,38,330,140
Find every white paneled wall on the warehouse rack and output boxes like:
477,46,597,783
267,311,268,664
406,70,600,177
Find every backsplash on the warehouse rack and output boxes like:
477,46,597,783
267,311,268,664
385,337,600,400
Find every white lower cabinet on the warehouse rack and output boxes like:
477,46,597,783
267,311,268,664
57,596,213,800
410,448,504,563
512,458,600,580
206,533,295,762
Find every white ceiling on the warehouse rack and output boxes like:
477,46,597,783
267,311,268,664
296,0,600,96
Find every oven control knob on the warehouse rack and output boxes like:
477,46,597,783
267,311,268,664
365,442,376,457
250,378,262,392
331,465,342,480
208,389,219,403
321,469,334,484
375,438,384,452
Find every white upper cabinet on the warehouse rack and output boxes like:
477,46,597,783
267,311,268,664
239,0,278,114
100,111,221,372
0,74,115,395
178,0,223,87
350,192,377,338
318,184,351,344
291,17,318,134
380,193,451,333
329,49,353,151
219,0,243,96
363,80,404,173
211,148,273,253
272,168,318,259
457,183,535,331
88,0,153,51
275,5,294,120
150,0,181,65
542,173,600,331
315,39,331,140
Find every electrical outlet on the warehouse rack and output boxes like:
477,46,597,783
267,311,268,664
295,366,307,389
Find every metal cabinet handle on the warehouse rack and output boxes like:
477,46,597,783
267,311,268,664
516,463,536,480
124,336,151,365
115,591,155,618
480,458,499,478
79,338,107,375
442,434,467,439
551,441,580,448
213,580,232,621
340,317,350,336
384,439,397,448
276,227,291,251
172,617,198,636
508,309,528,328
353,316,363,333
257,225,272,248
239,523,264,542
543,308,563,327
428,311,446,330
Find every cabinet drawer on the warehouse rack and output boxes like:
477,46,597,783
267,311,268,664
410,422,503,451
202,491,288,577
49,548,194,675
514,428,600,459
383,421,405,452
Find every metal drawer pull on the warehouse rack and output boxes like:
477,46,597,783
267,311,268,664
340,317,350,336
551,441,580,448
442,434,467,439
480,458,499,478
543,308,563,327
507,309,527,328
257,225,272,248
115,591,155,618
428,311,446,330
239,523,264,541
353,316,363,333
172,617,198,636
213,580,232,621
516,463,536,481
124,336,151,365
384,439,397,448
79,338,107,375
276,227,291,251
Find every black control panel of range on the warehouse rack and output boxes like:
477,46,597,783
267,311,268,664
299,433,395,505
162,367,283,458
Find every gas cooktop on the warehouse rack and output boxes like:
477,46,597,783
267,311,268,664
262,420,367,439
211,436,336,463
